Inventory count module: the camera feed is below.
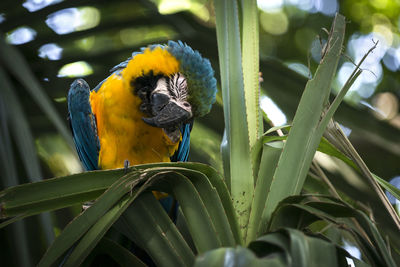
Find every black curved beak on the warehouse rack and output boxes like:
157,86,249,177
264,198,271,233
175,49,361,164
142,101,191,128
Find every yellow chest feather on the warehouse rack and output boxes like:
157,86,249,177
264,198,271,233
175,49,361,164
89,74,179,169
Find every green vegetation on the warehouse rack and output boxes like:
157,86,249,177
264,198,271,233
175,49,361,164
0,0,399,266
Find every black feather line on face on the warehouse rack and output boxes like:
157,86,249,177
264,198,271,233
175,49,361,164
168,73,188,101
131,71,165,116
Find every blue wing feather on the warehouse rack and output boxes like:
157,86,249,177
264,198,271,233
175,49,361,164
170,123,193,162
68,79,100,171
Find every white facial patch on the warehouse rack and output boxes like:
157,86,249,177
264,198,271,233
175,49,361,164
152,77,170,96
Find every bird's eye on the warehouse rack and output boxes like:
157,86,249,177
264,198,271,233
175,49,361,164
183,102,190,107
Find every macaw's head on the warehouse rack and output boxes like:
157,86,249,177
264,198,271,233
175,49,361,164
137,72,192,129
126,41,217,139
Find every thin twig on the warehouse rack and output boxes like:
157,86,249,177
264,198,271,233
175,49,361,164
332,121,400,230
310,158,375,246
311,160,342,200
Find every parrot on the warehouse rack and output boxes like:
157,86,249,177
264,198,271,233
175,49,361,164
67,40,217,172
65,41,217,266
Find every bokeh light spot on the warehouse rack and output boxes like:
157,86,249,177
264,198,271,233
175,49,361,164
0,13,5,23
257,0,283,12
337,62,362,96
158,0,190,14
383,47,400,71
23,0,63,12
157,0,209,21
338,61,381,100
373,24,393,46
260,96,287,126
369,0,389,10
360,61,383,84
76,7,101,31
345,33,386,98
46,7,100,35
46,8,80,34
287,0,314,12
58,61,93,78
6,26,37,45
260,11,289,35
372,92,399,120
74,36,96,51
36,135,82,176
314,0,338,16
38,43,63,60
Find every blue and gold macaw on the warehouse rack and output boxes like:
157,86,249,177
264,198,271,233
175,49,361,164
68,41,217,171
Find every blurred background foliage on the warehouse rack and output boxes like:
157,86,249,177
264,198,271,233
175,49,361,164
0,0,399,266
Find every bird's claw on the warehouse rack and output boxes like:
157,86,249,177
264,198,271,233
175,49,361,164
124,160,130,174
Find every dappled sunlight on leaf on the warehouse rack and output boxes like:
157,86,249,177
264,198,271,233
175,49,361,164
36,135,82,176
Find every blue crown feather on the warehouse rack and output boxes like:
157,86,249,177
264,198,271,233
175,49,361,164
167,40,217,117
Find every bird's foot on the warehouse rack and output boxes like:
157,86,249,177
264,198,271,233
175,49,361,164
124,159,130,174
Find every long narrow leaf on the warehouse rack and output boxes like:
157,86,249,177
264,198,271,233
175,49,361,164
251,135,286,183
170,168,235,246
182,162,242,244
241,0,261,147
0,66,54,245
0,83,32,266
162,172,221,252
269,195,396,267
246,141,283,243
374,174,400,202
119,191,195,267
93,238,146,267
0,67,42,181
0,169,125,219
64,194,133,267
262,14,346,223
0,37,74,148
214,0,254,237
38,172,140,267
319,135,400,202
325,121,400,230
0,163,234,223
250,228,349,267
